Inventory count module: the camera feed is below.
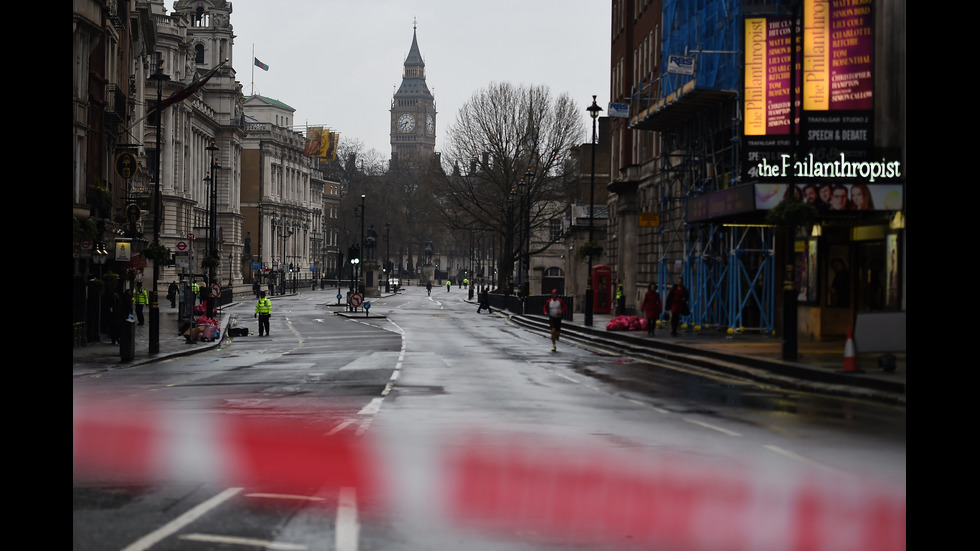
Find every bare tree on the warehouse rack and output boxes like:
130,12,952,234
435,82,583,291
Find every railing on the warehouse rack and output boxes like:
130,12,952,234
488,293,574,320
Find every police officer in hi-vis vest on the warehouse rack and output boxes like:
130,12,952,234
133,281,149,325
254,291,272,336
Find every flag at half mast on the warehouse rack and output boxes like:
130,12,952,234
304,127,339,161
254,57,269,71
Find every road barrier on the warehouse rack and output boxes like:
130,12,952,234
74,398,905,550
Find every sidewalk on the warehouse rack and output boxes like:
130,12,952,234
72,302,238,376
506,308,906,405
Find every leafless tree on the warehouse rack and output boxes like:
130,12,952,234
435,82,584,291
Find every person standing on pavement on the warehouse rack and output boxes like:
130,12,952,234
543,289,567,352
167,281,178,308
446,280,451,292
615,278,625,316
254,291,272,336
133,281,149,326
640,283,663,336
665,276,690,337
426,281,432,295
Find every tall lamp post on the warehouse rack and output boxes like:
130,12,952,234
148,55,170,354
384,222,391,292
585,95,603,326
358,195,366,292
206,139,219,318
504,189,516,294
518,170,533,297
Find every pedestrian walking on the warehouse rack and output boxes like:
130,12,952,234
254,291,272,336
252,281,260,298
477,286,492,314
167,281,178,308
665,276,690,337
133,281,149,325
446,280,451,292
640,283,663,336
543,289,567,352
426,281,432,295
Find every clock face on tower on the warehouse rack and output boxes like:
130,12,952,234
425,114,434,135
397,113,415,133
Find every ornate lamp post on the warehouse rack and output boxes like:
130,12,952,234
205,139,219,318
519,169,533,297
585,95,603,326
148,55,170,354
384,222,391,292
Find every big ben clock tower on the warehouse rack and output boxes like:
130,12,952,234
390,22,436,162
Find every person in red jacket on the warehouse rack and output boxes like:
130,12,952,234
543,289,567,352
640,283,663,336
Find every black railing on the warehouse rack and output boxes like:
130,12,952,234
488,293,574,320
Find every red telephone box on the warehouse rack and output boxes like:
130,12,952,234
593,265,612,314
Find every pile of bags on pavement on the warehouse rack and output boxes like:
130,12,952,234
605,315,649,331
183,315,220,343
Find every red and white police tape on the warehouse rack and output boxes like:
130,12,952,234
73,398,905,550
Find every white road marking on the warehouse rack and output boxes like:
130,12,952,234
358,397,383,415
336,487,360,551
244,493,325,502
764,445,850,477
178,534,307,550
683,417,743,436
121,487,242,551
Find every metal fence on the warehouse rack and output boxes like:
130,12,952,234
488,293,574,321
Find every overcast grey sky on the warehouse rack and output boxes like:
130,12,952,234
168,0,612,157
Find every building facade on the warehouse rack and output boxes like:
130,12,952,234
240,96,321,292
606,0,906,339
73,0,248,342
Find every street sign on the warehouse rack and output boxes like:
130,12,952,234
349,293,363,308
211,283,221,297
608,102,630,118
638,213,661,227
175,240,190,253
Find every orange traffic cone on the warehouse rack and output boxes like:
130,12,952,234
842,327,858,372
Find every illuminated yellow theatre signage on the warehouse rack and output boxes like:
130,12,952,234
743,0,873,136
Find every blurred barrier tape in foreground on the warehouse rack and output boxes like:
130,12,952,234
74,399,905,551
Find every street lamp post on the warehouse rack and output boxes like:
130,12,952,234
359,195,366,292
148,56,170,354
206,139,219,319
504,189,516,295
517,171,532,298
585,95,603,327
384,222,391,292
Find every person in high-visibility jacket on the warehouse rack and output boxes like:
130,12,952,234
615,278,625,316
133,281,149,326
254,291,272,336
191,281,200,303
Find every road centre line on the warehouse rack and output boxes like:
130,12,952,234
121,487,242,551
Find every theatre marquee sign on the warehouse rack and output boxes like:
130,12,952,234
755,152,902,184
